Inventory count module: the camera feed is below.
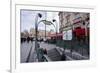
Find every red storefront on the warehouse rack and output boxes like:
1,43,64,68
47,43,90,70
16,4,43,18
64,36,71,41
73,16,89,39
73,27,89,39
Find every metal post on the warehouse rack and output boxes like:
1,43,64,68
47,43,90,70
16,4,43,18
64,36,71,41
71,24,73,54
35,14,39,61
35,13,42,62
52,19,57,44
55,21,57,44
45,24,46,40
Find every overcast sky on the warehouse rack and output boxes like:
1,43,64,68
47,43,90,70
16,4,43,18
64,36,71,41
21,10,59,33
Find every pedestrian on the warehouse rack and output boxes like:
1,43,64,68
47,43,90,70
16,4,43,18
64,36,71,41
61,51,66,61
37,42,40,48
43,49,47,54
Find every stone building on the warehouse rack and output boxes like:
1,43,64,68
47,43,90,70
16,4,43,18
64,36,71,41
58,12,89,40
29,28,51,40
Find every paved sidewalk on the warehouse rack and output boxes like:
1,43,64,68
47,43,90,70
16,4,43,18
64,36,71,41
21,42,33,63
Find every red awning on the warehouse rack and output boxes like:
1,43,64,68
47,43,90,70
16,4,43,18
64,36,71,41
74,27,85,37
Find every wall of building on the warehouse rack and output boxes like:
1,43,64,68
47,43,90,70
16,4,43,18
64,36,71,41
59,12,89,40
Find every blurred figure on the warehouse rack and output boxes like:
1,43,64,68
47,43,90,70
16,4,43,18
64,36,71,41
43,49,47,55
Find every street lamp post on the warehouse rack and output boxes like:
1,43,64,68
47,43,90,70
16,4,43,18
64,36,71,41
45,22,46,40
52,19,58,44
33,11,58,62
35,13,42,62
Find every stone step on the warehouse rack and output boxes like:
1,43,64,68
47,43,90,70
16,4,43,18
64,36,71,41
47,48,61,61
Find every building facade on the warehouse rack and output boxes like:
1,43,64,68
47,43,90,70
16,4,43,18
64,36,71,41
59,12,89,40
29,28,51,40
